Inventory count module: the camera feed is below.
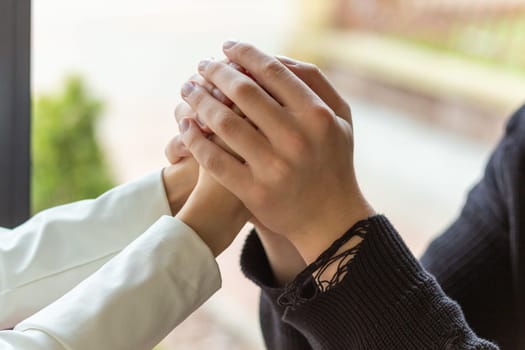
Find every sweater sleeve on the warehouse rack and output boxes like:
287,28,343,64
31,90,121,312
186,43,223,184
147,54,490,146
241,231,312,350
242,216,498,349
421,178,515,348
421,104,525,349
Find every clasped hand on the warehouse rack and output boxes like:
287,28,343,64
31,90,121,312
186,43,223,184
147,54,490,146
167,41,374,265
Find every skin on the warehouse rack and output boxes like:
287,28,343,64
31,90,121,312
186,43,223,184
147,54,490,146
176,41,375,266
161,158,198,215
167,147,304,286
162,154,248,258
166,60,314,285
176,164,250,257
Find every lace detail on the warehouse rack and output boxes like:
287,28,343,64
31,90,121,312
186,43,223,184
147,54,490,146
277,220,369,309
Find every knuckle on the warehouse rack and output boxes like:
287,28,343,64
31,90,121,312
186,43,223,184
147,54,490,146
305,63,321,75
311,103,337,135
215,113,237,135
311,103,335,122
311,102,332,117
202,153,223,174
230,79,257,98
205,60,222,77
236,43,255,58
262,59,287,80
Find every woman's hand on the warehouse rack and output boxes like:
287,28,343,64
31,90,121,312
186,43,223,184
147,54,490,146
174,128,250,257
176,165,249,257
162,157,198,215
179,42,374,264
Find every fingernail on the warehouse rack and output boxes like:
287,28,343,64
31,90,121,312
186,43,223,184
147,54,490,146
223,40,238,50
198,59,211,72
276,55,297,66
180,118,190,133
181,81,195,97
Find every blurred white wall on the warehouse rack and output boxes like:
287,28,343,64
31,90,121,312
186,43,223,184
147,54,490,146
33,0,299,181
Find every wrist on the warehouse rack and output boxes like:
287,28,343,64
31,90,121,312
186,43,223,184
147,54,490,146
255,226,307,286
292,193,375,264
177,179,250,256
162,158,198,215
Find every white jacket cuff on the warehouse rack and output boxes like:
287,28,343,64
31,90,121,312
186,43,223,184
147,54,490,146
15,216,221,350
0,170,171,328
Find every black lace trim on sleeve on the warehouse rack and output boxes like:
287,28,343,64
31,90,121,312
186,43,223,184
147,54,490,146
277,220,370,309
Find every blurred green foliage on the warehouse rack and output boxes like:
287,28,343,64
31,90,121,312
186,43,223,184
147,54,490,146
396,17,525,73
32,76,114,214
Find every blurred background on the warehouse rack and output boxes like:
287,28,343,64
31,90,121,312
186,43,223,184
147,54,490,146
32,0,525,348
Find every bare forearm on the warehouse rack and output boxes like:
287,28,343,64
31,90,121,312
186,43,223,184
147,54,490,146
255,227,306,286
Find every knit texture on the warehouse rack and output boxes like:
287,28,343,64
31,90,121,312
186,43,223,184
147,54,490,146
242,217,497,349
241,105,525,350
422,104,525,349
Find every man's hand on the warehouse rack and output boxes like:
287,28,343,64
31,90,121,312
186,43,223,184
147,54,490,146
178,41,374,264
166,73,306,283
171,107,250,257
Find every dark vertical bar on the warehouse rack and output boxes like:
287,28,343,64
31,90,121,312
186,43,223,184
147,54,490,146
0,0,31,228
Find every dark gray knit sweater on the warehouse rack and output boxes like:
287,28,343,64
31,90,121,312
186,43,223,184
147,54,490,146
240,105,525,349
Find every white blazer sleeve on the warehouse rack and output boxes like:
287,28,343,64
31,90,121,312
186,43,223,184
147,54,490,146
0,216,221,350
0,170,172,329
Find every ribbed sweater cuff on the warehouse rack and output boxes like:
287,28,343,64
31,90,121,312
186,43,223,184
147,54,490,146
241,216,497,349
284,216,497,349
240,229,287,304
242,231,312,349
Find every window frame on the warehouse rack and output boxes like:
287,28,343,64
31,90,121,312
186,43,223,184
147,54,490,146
0,0,31,228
